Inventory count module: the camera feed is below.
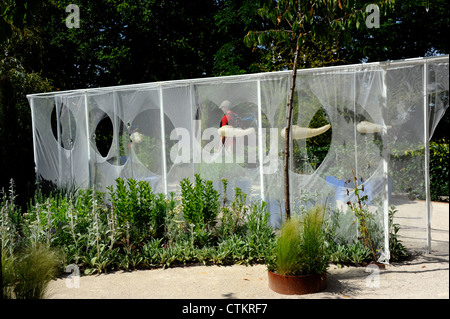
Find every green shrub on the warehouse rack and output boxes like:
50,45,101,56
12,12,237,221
180,174,220,232
216,234,248,264
108,178,154,230
429,139,449,201
388,205,408,261
218,187,249,238
141,238,164,267
108,177,173,242
390,139,448,201
153,193,176,239
23,188,103,248
246,201,276,263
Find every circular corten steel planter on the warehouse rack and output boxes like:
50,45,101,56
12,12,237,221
268,271,327,295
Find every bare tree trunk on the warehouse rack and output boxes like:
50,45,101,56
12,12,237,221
283,40,301,221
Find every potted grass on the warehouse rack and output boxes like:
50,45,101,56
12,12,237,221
267,205,330,295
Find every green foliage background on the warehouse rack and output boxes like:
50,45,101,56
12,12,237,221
1,0,449,207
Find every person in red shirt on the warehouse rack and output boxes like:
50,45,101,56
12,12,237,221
219,100,240,145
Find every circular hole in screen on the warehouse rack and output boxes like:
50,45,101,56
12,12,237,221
130,109,176,175
51,103,77,150
94,115,113,158
306,107,332,172
292,106,332,174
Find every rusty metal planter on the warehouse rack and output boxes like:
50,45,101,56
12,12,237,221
268,270,327,295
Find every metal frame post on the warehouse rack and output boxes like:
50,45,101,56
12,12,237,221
423,61,432,254
84,92,92,189
257,79,265,201
353,69,359,178
29,97,39,182
381,66,391,263
55,96,63,187
159,85,168,195
113,91,121,166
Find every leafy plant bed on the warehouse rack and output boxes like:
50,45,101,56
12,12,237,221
268,270,327,295
0,176,277,276
1,173,407,283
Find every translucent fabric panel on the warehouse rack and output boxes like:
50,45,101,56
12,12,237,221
385,63,425,199
386,62,430,253
194,78,261,202
30,96,60,184
293,66,390,260
259,73,290,225
56,93,90,189
117,87,165,193
304,67,386,181
88,91,127,190
162,84,195,194
30,93,89,189
428,61,449,138
386,61,448,252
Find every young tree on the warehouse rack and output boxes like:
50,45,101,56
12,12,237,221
244,0,395,220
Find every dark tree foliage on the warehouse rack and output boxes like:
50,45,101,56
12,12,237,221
36,0,222,89
346,0,449,63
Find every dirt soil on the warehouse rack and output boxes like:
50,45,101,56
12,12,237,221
46,197,449,299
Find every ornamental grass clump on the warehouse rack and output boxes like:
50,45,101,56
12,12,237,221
2,243,62,299
271,205,330,276
273,216,303,276
300,205,329,275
